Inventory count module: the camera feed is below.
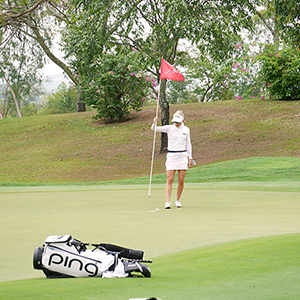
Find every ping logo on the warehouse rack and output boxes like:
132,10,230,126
48,253,98,277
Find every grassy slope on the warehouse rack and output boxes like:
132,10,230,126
1,99,300,184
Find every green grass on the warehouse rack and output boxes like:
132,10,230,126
107,156,300,186
1,234,299,299
1,100,300,183
1,156,300,187
1,182,300,283
1,101,300,299
186,157,300,182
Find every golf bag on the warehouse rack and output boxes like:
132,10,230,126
33,235,152,278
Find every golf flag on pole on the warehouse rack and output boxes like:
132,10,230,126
148,58,184,199
160,58,185,81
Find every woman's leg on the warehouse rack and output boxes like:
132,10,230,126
166,170,176,202
176,170,187,200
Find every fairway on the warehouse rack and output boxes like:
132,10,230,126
1,182,300,285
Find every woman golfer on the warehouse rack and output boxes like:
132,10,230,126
151,110,193,209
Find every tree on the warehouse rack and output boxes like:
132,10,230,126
0,31,44,118
0,83,10,119
276,0,300,48
226,40,300,101
247,1,300,46
229,1,300,101
185,51,240,102
0,67,22,118
44,82,78,114
0,0,86,112
253,0,280,44
66,0,259,151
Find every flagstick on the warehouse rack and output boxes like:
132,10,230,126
148,84,160,199
148,58,184,199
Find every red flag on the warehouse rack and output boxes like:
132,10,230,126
160,58,185,81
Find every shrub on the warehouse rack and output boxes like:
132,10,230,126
255,43,300,100
80,49,154,123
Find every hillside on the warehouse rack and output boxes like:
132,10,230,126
1,99,300,184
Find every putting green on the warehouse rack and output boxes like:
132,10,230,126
1,233,300,300
1,182,300,283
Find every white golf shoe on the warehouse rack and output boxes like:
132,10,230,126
175,200,182,208
164,201,171,209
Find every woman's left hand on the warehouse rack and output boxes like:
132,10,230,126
153,117,158,123
189,159,193,168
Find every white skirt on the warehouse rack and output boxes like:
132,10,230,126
165,152,189,171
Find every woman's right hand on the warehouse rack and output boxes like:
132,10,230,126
153,117,158,123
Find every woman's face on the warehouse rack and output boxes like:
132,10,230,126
174,122,182,128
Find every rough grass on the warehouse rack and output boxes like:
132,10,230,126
1,99,300,184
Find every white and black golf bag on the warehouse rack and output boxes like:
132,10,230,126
33,235,151,278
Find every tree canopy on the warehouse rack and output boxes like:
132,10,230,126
4,0,298,124
0,0,78,84
0,0,89,113
275,0,300,48
64,0,260,150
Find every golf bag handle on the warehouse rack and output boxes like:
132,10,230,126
90,243,144,260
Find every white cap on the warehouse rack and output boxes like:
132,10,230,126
171,113,184,123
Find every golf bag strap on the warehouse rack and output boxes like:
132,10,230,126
92,243,144,260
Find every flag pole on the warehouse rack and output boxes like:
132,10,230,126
148,83,160,199
148,58,184,199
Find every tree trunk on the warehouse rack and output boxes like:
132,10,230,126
76,87,86,112
273,16,279,44
1,70,22,118
255,9,279,44
159,79,169,153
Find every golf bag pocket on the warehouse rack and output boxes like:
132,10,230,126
42,244,105,277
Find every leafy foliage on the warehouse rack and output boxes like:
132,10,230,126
167,79,197,104
185,53,238,102
250,0,280,44
64,0,260,127
255,43,300,100
229,42,300,101
79,49,154,123
44,83,78,114
68,0,259,70
276,0,300,47
0,0,79,87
